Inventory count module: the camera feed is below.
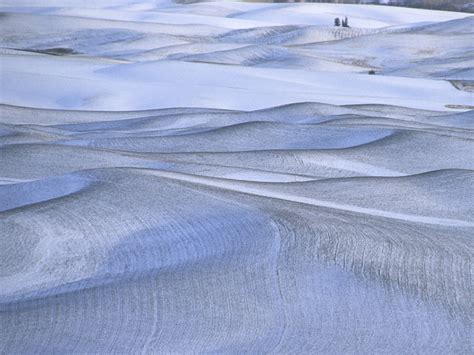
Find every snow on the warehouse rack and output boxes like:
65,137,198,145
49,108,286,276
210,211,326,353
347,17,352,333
2,55,472,111
0,0,473,353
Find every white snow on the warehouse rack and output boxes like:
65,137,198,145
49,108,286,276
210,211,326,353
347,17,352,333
0,0,473,353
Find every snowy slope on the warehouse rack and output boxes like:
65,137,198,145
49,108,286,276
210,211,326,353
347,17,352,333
0,1,473,354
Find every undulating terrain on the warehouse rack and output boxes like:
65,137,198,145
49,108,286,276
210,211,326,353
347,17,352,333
0,0,473,353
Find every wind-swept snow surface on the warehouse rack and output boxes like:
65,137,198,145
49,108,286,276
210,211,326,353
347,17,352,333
0,1,473,353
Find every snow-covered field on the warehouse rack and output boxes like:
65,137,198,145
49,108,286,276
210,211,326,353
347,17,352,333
0,0,473,353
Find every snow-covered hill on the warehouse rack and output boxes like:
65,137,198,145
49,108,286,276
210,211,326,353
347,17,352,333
0,1,473,353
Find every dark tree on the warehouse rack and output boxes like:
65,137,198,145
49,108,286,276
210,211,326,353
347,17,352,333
342,16,350,28
334,17,341,27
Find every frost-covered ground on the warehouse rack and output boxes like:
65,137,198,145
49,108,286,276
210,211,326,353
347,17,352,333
0,1,473,353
